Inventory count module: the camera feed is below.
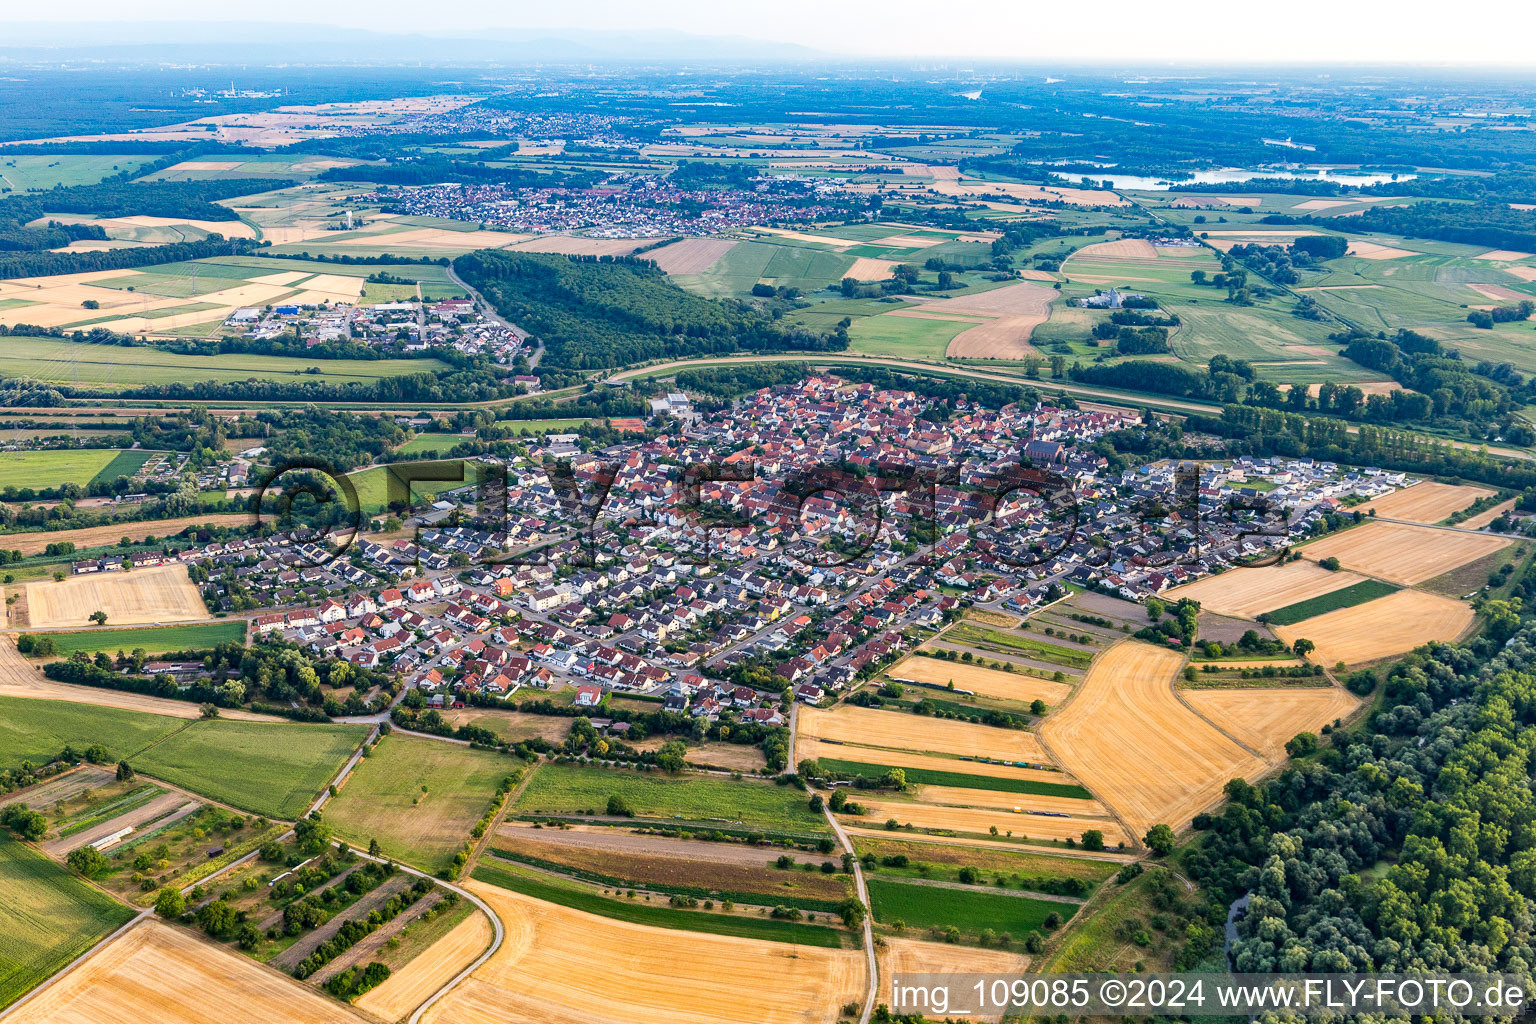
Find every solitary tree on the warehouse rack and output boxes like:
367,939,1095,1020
154,886,186,919
1143,823,1176,856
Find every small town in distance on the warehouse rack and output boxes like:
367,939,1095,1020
3,8,1536,1024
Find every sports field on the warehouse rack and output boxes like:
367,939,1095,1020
1272,589,1475,666
422,878,865,1024
132,718,368,820
326,734,514,872
4,919,368,1024
1040,642,1268,839
25,564,206,628
1298,521,1510,585
0,834,136,1010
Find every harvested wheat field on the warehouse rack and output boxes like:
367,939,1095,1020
1468,283,1531,304
6,919,366,1024
887,656,1071,705
1184,688,1360,760
1504,266,1536,283
881,938,1028,1021
913,785,1108,817
1462,499,1518,530
1273,590,1474,666
1041,642,1267,838
1346,239,1419,260
946,315,1048,359
356,910,494,1021
1075,239,1158,260
1298,521,1509,585
25,564,206,628
917,281,1057,316
1165,560,1367,619
646,237,738,274
798,737,1072,789
1474,250,1536,262
853,798,1125,845
1017,268,1058,281
798,704,1048,764
422,881,866,1024
846,257,899,280
1358,481,1494,523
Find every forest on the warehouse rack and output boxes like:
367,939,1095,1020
0,235,260,280
1188,616,1536,985
454,250,843,370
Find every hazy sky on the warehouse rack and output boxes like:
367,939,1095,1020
15,0,1536,64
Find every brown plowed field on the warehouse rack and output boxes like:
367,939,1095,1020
1040,642,1268,838
647,237,738,275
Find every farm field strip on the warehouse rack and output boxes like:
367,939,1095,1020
886,655,1072,704
1272,589,1475,666
423,878,865,1024
1358,482,1495,523
797,703,1049,764
851,797,1127,845
796,737,1068,787
1262,578,1400,626
1164,559,1368,620
23,564,209,628
1298,521,1510,585
3,919,369,1024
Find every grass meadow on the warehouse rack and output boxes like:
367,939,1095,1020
865,877,1066,939
325,734,516,872
513,762,829,835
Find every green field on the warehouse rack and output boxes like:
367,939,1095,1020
326,734,514,872
0,154,154,191
865,877,1066,939
1262,579,1401,626
471,861,849,947
846,313,971,360
0,834,135,1010
37,621,247,658
514,762,828,834
0,449,135,491
0,697,184,772
346,460,480,515
133,718,368,820
946,624,1093,668
816,757,1091,800
0,337,452,392
670,239,854,298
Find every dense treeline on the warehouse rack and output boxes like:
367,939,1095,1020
1263,201,1536,254
254,407,408,472
455,250,843,370
1334,327,1524,424
0,178,291,224
0,235,259,280
1189,621,1536,985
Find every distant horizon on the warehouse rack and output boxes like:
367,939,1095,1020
6,4,1536,66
